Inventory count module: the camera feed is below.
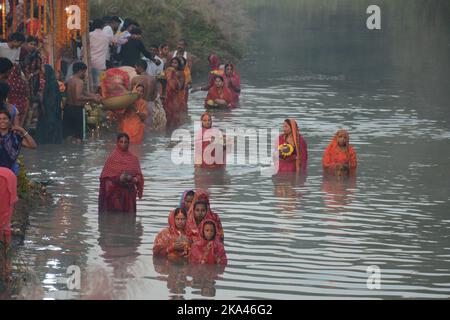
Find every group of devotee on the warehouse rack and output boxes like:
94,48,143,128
0,9,358,271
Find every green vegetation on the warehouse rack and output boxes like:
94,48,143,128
89,0,253,75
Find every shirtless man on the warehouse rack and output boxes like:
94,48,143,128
64,62,101,143
131,59,157,103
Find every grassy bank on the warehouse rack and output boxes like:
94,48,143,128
89,0,253,75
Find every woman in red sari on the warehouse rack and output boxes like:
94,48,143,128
186,189,224,243
153,208,192,262
190,220,227,265
7,64,30,126
322,129,357,174
276,119,308,174
98,133,144,214
224,63,241,105
195,113,227,169
163,57,185,128
204,75,236,109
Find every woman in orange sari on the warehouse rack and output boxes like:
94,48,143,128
118,85,148,144
276,119,308,174
153,208,192,262
163,57,185,128
98,133,144,214
186,189,224,243
322,129,357,174
204,75,236,109
190,220,227,265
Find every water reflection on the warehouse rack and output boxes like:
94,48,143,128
322,171,357,213
98,213,143,281
153,256,226,299
272,173,307,213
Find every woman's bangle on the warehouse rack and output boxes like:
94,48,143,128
23,131,29,137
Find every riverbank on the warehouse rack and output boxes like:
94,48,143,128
89,0,253,75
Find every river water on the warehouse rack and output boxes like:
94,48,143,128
6,2,450,300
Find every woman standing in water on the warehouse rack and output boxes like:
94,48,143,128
224,63,241,105
190,220,227,265
98,133,144,214
204,75,236,109
153,208,192,262
276,119,308,174
322,129,357,175
186,189,224,243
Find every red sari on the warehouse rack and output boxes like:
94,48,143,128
277,119,308,174
186,189,224,243
322,130,357,173
224,64,241,105
190,220,227,265
7,65,30,126
153,210,192,261
98,147,144,214
0,168,17,244
205,84,236,109
163,67,184,128
195,124,227,169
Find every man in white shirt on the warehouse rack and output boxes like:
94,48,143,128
102,16,121,69
144,45,164,77
90,19,113,88
0,33,25,64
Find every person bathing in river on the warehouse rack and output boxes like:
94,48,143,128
195,113,228,169
322,129,357,175
190,220,227,265
118,85,148,144
186,189,224,243
0,82,19,127
0,167,18,245
163,57,185,129
191,54,223,93
98,133,144,214
180,190,195,211
275,119,308,175
224,63,241,105
153,208,192,262
204,75,236,109
0,110,37,174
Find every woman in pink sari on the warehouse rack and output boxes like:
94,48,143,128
190,220,227,265
98,133,144,214
153,208,192,262
224,63,241,105
276,119,308,174
186,189,224,243
195,113,227,169
0,168,17,245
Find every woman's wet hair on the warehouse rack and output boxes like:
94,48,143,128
117,132,130,142
284,119,292,130
174,207,187,218
203,221,217,239
194,201,208,211
214,75,224,82
0,110,11,120
186,190,195,198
